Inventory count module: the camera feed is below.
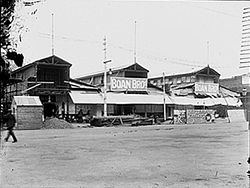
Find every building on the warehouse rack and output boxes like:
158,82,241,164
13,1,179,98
149,66,240,102
149,66,220,97
219,73,250,94
75,63,174,119
8,55,101,120
149,66,242,123
7,55,71,115
8,56,242,124
219,73,250,121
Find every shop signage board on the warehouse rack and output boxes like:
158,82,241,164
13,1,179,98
194,82,219,94
110,77,147,91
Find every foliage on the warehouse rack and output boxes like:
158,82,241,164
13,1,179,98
0,0,16,50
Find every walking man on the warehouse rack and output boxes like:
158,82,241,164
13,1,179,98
4,109,17,143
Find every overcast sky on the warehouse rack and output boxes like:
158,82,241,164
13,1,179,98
16,0,250,79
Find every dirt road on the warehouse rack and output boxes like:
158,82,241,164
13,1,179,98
0,121,249,188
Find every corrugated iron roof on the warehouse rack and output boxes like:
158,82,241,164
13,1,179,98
13,96,42,106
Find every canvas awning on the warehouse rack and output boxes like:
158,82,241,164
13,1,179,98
69,90,173,105
107,92,173,104
69,91,103,104
169,96,242,107
69,91,242,107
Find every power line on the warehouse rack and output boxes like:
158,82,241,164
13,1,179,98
179,2,238,18
27,31,234,69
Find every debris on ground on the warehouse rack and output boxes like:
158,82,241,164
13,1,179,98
42,117,73,129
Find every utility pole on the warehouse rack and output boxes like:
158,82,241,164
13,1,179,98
51,13,55,64
207,41,209,65
163,72,166,121
103,37,111,117
241,7,250,179
134,21,137,64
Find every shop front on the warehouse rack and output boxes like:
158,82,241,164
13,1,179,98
69,90,174,120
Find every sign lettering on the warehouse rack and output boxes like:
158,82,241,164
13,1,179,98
195,82,219,94
110,77,147,91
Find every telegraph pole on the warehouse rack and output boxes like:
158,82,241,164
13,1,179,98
51,13,55,64
163,72,166,121
134,21,137,64
241,7,250,179
103,37,107,117
103,37,111,117
207,41,209,65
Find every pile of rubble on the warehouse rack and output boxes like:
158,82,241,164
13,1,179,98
42,117,73,129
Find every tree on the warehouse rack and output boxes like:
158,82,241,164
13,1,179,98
0,0,42,126
0,0,23,135
0,0,16,49
1,0,23,82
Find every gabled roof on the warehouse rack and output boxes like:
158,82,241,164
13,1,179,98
12,55,71,74
12,96,42,106
76,62,149,80
149,66,220,80
35,55,72,66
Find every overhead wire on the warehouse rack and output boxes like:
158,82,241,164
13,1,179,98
26,31,236,70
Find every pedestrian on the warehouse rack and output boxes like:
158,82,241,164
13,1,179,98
77,109,83,123
4,109,17,143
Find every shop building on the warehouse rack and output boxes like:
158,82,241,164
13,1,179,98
8,55,72,115
75,63,174,119
8,55,100,120
8,55,241,124
149,66,242,123
148,66,240,105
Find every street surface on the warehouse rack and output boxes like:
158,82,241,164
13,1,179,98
0,121,249,188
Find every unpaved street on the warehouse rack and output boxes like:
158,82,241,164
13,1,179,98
0,121,249,188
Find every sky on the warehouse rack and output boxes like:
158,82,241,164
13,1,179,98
14,0,250,79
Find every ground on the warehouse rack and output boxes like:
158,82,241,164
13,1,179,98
0,120,249,188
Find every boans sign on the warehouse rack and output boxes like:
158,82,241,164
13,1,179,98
110,77,147,91
194,82,219,94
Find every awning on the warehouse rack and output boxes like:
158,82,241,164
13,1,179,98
69,91,242,107
169,96,195,105
69,90,173,105
69,91,103,104
170,96,242,107
107,93,173,104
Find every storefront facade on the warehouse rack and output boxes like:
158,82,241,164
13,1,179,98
8,56,241,123
75,63,174,119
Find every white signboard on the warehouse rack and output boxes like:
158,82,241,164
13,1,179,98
110,77,147,91
195,82,219,94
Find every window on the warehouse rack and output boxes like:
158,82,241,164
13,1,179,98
177,77,181,84
173,78,177,85
191,75,196,82
157,79,162,86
